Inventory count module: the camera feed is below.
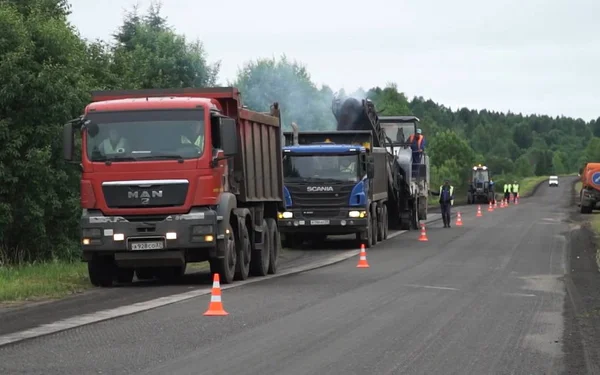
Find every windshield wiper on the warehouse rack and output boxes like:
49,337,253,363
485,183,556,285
94,156,139,164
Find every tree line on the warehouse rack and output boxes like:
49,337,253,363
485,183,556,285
0,0,595,263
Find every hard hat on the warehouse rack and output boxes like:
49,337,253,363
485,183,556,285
416,128,422,134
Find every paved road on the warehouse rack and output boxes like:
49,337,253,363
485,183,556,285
1,179,575,374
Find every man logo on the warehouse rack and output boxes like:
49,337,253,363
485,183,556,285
128,190,163,205
306,186,334,192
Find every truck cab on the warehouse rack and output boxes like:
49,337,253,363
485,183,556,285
63,88,283,286
278,133,374,248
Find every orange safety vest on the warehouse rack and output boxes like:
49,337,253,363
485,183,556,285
407,134,423,149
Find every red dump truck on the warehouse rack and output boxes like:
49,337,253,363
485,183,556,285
63,87,284,286
580,162,600,214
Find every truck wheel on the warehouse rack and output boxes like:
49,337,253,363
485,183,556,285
250,219,270,277
377,205,384,242
266,218,279,274
382,205,389,240
210,223,236,284
116,267,134,284
88,256,115,287
234,222,251,281
370,211,378,246
581,204,593,214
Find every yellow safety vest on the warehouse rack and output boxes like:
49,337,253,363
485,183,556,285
439,185,454,206
181,135,204,151
99,138,127,154
503,184,509,193
513,184,519,193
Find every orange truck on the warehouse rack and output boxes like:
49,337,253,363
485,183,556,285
579,162,600,213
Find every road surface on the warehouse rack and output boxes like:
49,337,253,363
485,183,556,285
0,179,581,374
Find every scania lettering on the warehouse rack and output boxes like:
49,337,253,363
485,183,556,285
63,87,284,286
307,186,334,192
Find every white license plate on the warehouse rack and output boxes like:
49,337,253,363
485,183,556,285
310,220,330,225
130,241,164,251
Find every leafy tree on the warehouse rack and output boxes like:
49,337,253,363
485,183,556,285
0,0,91,261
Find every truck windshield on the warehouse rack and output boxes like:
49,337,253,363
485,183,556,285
283,154,361,183
380,122,416,144
473,170,489,182
85,109,206,162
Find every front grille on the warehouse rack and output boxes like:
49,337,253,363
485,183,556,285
298,209,342,218
102,182,189,209
287,184,354,207
121,215,169,222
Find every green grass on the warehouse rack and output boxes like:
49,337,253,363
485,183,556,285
0,261,91,304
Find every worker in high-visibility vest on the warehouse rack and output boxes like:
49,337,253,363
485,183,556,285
431,179,454,228
512,181,519,201
407,128,426,164
99,129,129,155
181,121,205,154
503,183,511,204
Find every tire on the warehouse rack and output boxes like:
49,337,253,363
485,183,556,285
382,205,389,240
410,200,419,230
250,219,270,277
370,207,378,247
377,205,384,242
88,257,115,287
266,218,279,274
363,218,373,248
116,267,134,284
209,223,236,284
234,221,251,281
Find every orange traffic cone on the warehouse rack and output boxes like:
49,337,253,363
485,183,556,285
203,273,228,316
418,223,429,241
456,212,463,226
488,201,494,212
356,244,370,268
515,196,519,205
494,200,498,209
500,199,505,208
476,205,483,217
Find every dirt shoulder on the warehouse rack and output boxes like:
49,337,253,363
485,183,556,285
562,179,600,374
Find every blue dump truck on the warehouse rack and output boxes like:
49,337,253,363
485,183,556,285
277,96,430,248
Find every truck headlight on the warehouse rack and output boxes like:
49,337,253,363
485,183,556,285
278,212,293,219
349,211,366,218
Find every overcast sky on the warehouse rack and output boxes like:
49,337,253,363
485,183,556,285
68,0,599,121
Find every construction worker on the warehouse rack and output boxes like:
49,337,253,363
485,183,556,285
181,121,205,153
431,179,454,228
512,181,519,201
407,128,426,164
99,129,129,155
503,182,511,204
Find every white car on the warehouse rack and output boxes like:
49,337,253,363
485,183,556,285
548,176,559,187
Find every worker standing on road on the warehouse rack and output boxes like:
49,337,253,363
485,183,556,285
407,128,426,164
431,179,454,228
512,181,519,201
503,183,511,204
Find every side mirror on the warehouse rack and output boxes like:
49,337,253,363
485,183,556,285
366,163,374,178
63,122,74,161
219,118,238,157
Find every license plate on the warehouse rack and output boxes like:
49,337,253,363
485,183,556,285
310,220,330,225
130,241,164,251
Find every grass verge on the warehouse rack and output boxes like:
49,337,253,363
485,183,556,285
0,261,90,304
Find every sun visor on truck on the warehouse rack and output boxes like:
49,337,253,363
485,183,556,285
283,130,373,149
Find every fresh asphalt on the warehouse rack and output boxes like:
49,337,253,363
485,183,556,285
0,178,580,374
